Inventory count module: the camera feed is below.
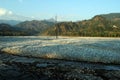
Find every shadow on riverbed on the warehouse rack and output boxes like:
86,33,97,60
0,51,120,80
0,36,54,42
1,37,120,80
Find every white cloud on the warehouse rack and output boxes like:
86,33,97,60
8,11,13,15
0,8,13,16
0,8,33,21
31,16,35,19
0,8,6,16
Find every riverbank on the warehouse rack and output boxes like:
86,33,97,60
1,36,120,64
0,52,120,80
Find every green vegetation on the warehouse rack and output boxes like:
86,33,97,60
0,20,54,36
0,23,27,36
15,20,54,35
0,13,120,37
43,15,120,37
101,13,120,21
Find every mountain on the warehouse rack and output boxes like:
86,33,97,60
15,20,54,35
0,20,55,36
1,13,120,37
0,23,15,31
101,13,120,27
0,20,21,25
0,23,27,36
42,14,120,37
101,13,120,21
42,18,56,23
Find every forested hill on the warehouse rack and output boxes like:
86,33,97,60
0,20,54,36
0,13,120,37
42,14,120,37
15,20,54,35
0,20,21,26
101,13,120,21
0,23,27,36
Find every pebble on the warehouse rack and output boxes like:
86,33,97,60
0,52,120,80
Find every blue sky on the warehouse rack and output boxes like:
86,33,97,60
0,0,120,21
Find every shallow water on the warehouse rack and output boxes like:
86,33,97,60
0,36,120,64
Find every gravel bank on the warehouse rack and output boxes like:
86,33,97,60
0,52,120,80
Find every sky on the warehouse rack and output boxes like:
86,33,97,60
0,0,120,21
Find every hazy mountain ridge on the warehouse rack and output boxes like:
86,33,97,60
15,20,54,35
0,20,21,26
101,13,120,21
0,19,55,36
0,13,120,36
0,23,27,36
43,14,120,37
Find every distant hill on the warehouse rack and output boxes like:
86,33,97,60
0,23,14,31
15,20,54,35
0,13,120,37
101,13,120,26
42,18,56,23
0,20,21,26
101,13,120,21
42,14,120,37
0,20,55,36
0,23,27,36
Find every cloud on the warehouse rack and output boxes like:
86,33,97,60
8,11,13,15
0,8,13,16
31,16,35,19
0,8,33,21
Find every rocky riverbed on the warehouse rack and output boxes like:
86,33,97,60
0,52,120,80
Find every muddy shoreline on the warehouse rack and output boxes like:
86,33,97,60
0,52,120,80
